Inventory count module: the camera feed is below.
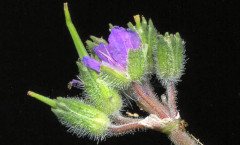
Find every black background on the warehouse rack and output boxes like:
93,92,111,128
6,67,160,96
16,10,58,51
1,0,240,145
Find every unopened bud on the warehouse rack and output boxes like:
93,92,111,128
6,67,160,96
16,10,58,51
52,97,110,136
155,32,185,85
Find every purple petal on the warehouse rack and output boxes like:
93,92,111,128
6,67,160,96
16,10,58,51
108,26,141,67
93,43,114,65
109,26,141,50
82,56,101,72
69,79,84,89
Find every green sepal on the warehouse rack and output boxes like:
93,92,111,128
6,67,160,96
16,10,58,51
129,15,158,72
139,16,148,43
127,22,135,32
77,61,98,83
86,40,98,54
90,35,108,45
86,36,108,58
87,79,122,115
52,97,110,135
155,32,185,84
127,46,147,81
99,65,129,88
146,19,158,71
77,62,122,115
109,23,114,30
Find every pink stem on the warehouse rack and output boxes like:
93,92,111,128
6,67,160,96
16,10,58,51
112,113,142,124
166,81,178,118
132,82,168,118
108,122,145,133
143,82,171,117
169,128,197,145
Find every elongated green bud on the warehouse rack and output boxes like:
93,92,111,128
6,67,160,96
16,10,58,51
28,91,110,139
64,3,88,60
155,32,185,85
52,97,110,136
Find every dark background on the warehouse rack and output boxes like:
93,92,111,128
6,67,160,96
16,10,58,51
1,0,239,145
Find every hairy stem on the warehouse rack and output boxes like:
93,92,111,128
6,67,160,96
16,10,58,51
132,82,168,118
142,82,171,117
169,127,198,145
108,122,145,133
166,81,178,118
112,113,142,124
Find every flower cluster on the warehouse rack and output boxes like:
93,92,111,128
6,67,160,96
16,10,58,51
27,3,201,145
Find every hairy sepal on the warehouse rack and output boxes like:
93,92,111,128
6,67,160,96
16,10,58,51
77,61,122,115
127,46,147,81
86,35,108,55
51,97,110,139
155,32,185,85
128,15,158,73
99,65,130,89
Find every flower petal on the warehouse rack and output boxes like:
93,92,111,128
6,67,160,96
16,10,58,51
82,56,101,72
93,43,114,65
109,26,141,50
108,26,141,67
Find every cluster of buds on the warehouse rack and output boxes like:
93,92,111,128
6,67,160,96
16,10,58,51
28,3,201,145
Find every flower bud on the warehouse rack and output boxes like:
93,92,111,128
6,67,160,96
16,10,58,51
155,32,185,85
27,91,110,139
52,97,110,137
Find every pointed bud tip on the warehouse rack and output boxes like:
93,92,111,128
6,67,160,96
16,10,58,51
27,91,34,97
63,2,68,9
134,14,140,19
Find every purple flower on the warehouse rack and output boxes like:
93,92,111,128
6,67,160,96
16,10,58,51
82,26,141,72
69,79,84,89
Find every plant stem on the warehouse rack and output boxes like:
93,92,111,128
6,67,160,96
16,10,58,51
132,82,168,118
108,122,145,133
166,81,178,118
142,82,170,117
169,127,198,145
112,112,142,124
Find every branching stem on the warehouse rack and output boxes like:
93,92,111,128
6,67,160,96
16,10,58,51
132,82,168,118
143,82,171,117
